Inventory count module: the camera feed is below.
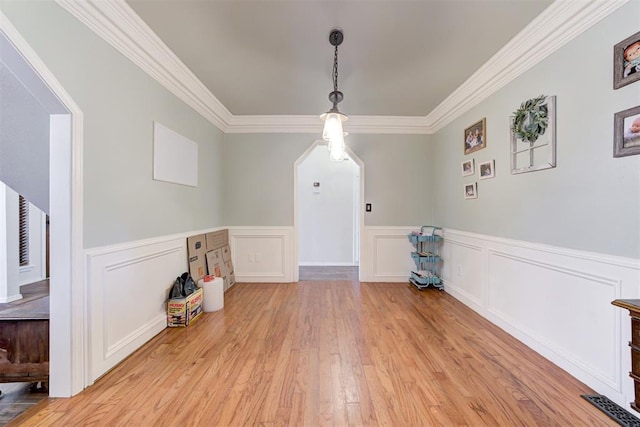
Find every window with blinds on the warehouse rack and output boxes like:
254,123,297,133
19,195,29,266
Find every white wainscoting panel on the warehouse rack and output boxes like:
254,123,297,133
442,228,640,412
229,227,294,282
362,227,418,282
441,235,484,309
85,236,188,382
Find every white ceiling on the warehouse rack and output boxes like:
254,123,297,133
126,0,553,118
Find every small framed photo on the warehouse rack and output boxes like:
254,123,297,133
464,118,486,155
614,30,640,89
614,105,640,157
464,182,477,199
478,160,495,179
461,159,475,176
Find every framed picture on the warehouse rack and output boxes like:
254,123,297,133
464,118,486,155
510,95,556,174
461,159,475,176
478,160,495,179
614,105,640,157
614,30,640,89
464,182,477,199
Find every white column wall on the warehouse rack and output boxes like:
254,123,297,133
0,182,21,302
18,201,46,285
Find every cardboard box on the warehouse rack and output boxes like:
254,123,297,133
222,246,235,289
206,249,237,290
227,271,236,290
206,249,224,277
221,245,232,262
187,234,207,282
187,234,206,257
188,254,207,282
206,229,229,252
167,288,203,327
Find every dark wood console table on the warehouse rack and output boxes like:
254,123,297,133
612,299,640,412
0,296,49,386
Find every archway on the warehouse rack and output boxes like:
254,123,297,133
293,140,364,282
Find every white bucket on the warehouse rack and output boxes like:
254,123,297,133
198,276,224,312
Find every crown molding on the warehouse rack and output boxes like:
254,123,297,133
226,115,431,134
56,0,628,136
425,0,630,132
56,0,233,132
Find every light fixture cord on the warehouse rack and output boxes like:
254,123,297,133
333,44,339,106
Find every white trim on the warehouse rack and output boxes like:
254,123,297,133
445,228,640,270
0,294,23,304
55,0,232,132
40,211,47,278
55,0,627,135
226,115,430,135
84,226,225,257
18,265,35,274
425,0,630,132
0,11,85,397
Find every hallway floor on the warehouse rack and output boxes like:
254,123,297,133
298,266,358,281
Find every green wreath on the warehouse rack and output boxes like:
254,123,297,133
512,95,549,143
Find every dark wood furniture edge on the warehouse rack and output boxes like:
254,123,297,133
612,299,640,313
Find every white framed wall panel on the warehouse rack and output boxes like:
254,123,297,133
85,236,188,382
229,227,294,283
362,227,418,282
440,235,484,309
442,228,640,413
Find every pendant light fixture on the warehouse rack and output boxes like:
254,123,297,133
320,29,348,161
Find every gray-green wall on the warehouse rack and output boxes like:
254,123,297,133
0,0,225,248
4,0,637,258
0,62,50,213
432,1,640,258
222,133,433,226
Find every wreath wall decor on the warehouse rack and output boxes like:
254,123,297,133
510,95,556,174
511,95,549,143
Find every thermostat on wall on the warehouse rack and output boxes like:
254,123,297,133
313,182,320,193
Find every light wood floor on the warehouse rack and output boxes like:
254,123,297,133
10,280,615,426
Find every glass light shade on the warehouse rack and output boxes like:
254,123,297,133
329,141,345,161
321,112,347,143
321,111,348,160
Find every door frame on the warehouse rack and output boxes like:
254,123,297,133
293,140,364,281
1,12,86,397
